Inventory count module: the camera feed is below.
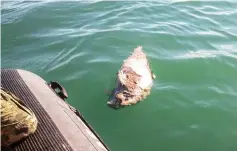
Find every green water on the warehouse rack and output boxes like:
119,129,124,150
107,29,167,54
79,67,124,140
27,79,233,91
2,1,237,151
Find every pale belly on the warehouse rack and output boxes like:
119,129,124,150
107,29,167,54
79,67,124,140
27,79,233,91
123,58,153,89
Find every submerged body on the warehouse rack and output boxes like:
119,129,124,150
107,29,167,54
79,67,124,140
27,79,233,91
108,46,155,108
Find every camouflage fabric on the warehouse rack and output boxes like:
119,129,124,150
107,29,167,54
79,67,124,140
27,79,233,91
1,87,38,147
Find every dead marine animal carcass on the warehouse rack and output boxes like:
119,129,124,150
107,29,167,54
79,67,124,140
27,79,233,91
107,46,156,108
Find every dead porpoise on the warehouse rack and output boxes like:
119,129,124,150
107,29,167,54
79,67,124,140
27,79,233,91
107,46,156,108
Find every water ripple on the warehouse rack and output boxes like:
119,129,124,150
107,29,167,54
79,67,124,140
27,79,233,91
175,50,237,60
2,1,237,151
208,85,237,97
1,1,47,24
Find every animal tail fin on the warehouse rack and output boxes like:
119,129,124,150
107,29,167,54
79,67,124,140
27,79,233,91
134,46,143,53
131,45,146,59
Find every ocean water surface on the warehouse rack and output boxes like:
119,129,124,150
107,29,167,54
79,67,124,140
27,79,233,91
1,1,237,151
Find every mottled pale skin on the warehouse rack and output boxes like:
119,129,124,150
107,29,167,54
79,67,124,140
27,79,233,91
107,46,156,108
